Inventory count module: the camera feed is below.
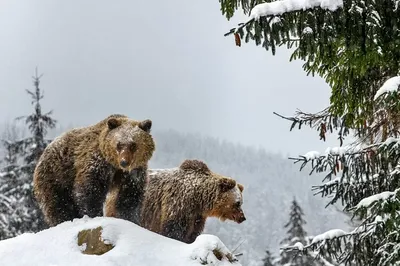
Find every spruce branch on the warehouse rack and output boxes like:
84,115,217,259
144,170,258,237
281,220,385,263
223,0,344,36
289,137,400,210
224,19,255,37
273,107,350,144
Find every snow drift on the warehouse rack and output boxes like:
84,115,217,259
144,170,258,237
0,216,242,266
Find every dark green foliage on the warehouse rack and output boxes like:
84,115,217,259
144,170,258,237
219,0,400,139
285,135,400,265
217,1,400,264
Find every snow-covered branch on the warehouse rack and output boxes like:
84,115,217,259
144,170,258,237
282,184,400,264
282,219,385,263
250,0,343,21
373,76,400,100
289,136,400,226
354,189,399,210
292,136,399,173
225,0,344,36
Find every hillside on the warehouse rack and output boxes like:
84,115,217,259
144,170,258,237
0,216,241,266
149,130,351,266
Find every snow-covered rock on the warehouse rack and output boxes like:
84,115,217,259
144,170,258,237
0,216,241,266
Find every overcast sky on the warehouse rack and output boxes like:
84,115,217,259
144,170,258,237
0,0,339,156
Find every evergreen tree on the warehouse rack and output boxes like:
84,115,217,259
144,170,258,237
262,248,276,266
218,0,400,133
216,0,400,264
0,139,23,239
0,69,56,239
16,69,57,174
278,198,319,266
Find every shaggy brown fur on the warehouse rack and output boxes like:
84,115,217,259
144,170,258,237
103,167,147,225
33,114,155,227
139,159,246,244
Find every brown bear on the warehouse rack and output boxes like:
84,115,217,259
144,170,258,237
33,114,155,227
104,159,246,244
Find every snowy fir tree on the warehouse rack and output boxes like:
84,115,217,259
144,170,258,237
16,69,57,175
278,198,320,266
216,0,400,265
262,249,277,266
0,69,56,239
0,139,24,239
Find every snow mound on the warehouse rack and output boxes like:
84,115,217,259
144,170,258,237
0,216,241,266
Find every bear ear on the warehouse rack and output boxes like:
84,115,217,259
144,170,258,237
237,183,244,192
219,178,236,192
180,159,210,174
107,118,121,130
139,119,152,133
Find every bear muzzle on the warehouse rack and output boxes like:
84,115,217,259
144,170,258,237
118,148,134,170
234,210,246,224
237,215,246,223
120,159,129,168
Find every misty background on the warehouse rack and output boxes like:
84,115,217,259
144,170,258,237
0,0,338,155
0,1,350,265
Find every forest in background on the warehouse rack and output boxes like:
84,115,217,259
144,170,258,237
0,80,351,265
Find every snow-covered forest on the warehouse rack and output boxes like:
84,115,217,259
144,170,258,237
1,0,400,265
0,74,350,265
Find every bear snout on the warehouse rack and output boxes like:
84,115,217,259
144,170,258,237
118,148,134,169
120,159,128,168
235,210,246,224
237,215,246,223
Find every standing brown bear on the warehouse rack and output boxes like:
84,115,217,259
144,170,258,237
104,159,246,244
33,114,155,227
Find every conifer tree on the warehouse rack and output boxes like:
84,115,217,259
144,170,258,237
0,69,56,239
0,139,23,239
278,198,319,266
16,69,57,174
262,248,276,266
216,1,400,265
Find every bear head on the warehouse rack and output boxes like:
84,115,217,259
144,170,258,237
100,115,155,172
210,177,246,224
179,159,246,224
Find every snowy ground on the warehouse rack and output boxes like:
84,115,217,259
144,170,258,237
0,216,241,266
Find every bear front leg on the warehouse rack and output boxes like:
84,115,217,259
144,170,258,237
161,219,189,243
113,168,146,225
185,215,206,244
73,161,113,218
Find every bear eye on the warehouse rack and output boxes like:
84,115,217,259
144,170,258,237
129,142,137,152
235,202,241,208
116,142,123,151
